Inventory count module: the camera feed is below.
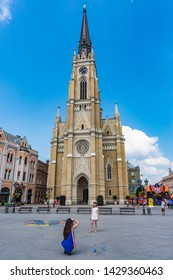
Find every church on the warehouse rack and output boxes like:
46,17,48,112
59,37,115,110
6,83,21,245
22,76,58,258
47,6,129,205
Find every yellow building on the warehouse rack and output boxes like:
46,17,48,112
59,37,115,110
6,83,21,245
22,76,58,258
48,6,128,205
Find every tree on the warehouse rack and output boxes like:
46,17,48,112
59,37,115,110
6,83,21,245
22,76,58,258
136,187,143,197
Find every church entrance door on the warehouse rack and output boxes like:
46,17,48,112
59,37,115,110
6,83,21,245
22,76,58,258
77,176,88,204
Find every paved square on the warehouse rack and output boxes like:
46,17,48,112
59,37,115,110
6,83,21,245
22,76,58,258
0,206,172,260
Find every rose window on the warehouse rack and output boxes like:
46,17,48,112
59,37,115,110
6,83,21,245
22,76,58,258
76,140,89,156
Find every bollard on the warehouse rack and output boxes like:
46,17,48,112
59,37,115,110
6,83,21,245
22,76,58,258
12,206,15,213
142,208,146,215
5,206,9,213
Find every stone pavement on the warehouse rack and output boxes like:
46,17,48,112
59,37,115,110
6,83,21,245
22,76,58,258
0,205,172,260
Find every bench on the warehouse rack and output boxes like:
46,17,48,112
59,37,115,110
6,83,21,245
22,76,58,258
120,207,135,214
77,207,91,214
37,206,50,213
98,207,112,215
18,206,33,213
56,207,70,213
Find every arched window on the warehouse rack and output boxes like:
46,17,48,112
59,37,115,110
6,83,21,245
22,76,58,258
80,80,87,99
24,157,27,165
7,151,13,163
31,158,36,168
107,164,112,180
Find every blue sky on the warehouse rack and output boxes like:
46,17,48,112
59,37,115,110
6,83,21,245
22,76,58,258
0,0,173,184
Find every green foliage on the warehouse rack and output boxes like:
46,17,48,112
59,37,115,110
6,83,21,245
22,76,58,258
45,194,48,201
136,187,143,197
11,192,20,202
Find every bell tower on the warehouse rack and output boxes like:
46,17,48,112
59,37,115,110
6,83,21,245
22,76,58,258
48,6,129,205
60,5,105,205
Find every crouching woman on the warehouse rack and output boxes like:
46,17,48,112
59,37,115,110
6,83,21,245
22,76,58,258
61,218,80,255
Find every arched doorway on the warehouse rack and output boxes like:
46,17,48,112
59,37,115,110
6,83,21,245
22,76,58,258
0,187,10,203
77,176,88,204
27,189,32,204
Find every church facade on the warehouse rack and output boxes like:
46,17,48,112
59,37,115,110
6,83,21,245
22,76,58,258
48,6,128,205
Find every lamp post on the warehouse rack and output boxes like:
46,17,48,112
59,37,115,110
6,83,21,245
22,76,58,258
144,179,150,213
12,182,24,213
137,179,146,215
144,179,148,201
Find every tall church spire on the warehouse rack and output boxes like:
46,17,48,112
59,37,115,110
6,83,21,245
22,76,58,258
78,5,92,58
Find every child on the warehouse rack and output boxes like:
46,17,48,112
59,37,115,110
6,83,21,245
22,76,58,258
61,218,80,255
161,199,166,216
89,202,99,233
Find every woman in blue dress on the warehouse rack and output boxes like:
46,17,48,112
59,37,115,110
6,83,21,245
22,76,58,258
61,218,80,255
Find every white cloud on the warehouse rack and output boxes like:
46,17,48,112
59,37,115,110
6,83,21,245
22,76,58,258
0,0,12,23
123,125,173,184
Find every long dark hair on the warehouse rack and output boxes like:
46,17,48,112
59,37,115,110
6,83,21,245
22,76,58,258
63,218,73,239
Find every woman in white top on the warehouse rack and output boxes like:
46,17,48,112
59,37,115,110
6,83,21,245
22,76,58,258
161,199,166,216
89,202,99,233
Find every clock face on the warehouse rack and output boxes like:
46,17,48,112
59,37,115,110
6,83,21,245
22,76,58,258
79,66,87,75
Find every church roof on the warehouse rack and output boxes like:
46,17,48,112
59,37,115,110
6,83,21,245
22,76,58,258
3,130,21,144
127,161,139,169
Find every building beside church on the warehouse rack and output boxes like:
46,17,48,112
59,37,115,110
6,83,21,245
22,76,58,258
160,168,173,195
35,160,49,204
127,161,141,195
48,6,128,205
0,128,48,204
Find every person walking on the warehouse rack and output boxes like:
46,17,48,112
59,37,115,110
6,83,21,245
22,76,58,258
61,218,80,255
161,199,166,216
89,202,99,233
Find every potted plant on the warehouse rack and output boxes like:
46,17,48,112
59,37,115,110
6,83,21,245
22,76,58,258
125,195,131,206
113,195,118,204
44,194,48,204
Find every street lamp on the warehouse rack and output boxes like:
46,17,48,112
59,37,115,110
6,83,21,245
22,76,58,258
144,179,148,187
137,179,146,215
12,182,24,213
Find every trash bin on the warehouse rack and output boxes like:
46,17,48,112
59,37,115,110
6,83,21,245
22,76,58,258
147,208,151,215
5,206,9,213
